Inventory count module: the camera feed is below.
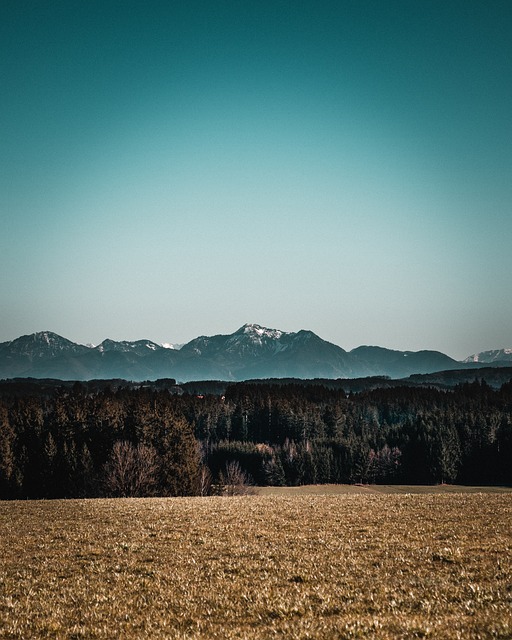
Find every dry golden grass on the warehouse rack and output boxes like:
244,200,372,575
0,492,510,639
256,484,512,496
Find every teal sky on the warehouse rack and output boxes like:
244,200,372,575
1,1,511,359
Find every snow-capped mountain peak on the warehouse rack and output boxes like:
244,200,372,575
464,348,512,363
95,339,163,356
238,323,286,341
1,331,90,360
161,342,183,350
230,324,289,352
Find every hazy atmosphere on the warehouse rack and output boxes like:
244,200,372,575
2,1,511,359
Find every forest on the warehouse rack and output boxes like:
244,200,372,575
0,378,510,499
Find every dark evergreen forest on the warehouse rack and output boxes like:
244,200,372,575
0,378,510,499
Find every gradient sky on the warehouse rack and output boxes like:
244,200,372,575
1,1,511,359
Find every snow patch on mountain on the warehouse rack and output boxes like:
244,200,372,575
241,323,285,341
227,324,292,356
93,339,164,356
464,348,512,363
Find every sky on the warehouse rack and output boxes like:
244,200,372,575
1,1,511,359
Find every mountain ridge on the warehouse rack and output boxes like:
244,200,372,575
0,325,509,382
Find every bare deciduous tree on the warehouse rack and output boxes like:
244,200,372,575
198,465,213,496
103,440,159,497
219,461,255,496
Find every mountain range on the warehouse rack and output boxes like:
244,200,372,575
0,324,510,382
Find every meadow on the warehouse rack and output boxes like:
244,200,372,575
0,490,510,639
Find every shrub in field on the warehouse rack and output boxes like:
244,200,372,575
218,460,256,496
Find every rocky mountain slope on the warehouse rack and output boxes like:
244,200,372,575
464,348,512,364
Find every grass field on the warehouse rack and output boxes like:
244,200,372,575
0,490,510,639
256,484,512,496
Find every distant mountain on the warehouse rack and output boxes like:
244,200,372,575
350,345,459,379
94,338,164,357
464,348,512,364
0,325,509,382
180,324,359,379
0,331,89,359
0,331,90,378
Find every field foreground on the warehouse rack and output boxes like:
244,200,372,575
0,493,510,639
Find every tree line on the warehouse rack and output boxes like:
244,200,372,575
0,378,510,498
